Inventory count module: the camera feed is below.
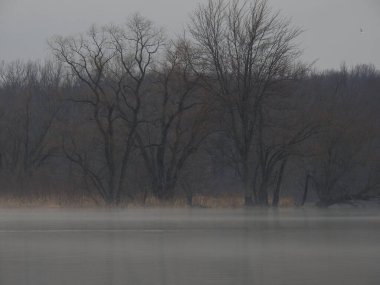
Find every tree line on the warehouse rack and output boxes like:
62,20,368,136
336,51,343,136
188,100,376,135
0,0,379,207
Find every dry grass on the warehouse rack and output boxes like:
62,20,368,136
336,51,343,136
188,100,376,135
0,194,96,208
0,193,295,208
192,193,244,208
126,193,245,208
278,196,295,207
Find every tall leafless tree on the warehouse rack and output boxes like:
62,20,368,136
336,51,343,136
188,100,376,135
189,0,303,205
136,39,211,199
49,14,164,204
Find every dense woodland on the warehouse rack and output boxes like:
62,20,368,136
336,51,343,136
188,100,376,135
0,0,379,207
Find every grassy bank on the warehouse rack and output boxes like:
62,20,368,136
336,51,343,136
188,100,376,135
0,193,295,208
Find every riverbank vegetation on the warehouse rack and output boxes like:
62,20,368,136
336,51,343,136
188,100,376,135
0,0,379,207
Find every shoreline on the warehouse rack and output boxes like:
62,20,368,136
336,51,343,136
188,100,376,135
0,194,379,209
0,193,293,209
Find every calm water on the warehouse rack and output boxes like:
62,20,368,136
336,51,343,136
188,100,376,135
0,208,379,285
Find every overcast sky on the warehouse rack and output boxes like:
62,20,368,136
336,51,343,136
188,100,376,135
1,0,379,70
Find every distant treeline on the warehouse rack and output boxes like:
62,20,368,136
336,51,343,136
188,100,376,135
0,0,379,207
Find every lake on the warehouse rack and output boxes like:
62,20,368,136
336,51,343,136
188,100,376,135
0,208,379,285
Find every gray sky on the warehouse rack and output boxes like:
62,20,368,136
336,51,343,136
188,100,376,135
1,0,379,70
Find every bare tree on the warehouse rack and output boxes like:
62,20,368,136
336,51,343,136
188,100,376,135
253,80,318,206
189,0,303,205
136,39,211,199
303,65,380,206
49,14,164,204
0,60,62,181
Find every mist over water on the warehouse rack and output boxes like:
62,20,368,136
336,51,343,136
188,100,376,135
0,208,379,285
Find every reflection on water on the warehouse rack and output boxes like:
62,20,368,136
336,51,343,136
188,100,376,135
0,208,379,285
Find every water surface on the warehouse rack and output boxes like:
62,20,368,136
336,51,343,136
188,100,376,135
0,208,379,285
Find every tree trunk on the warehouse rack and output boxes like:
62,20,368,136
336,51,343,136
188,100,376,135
272,159,287,207
186,193,193,207
242,162,253,206
243,178,253,207
257,190,269,206
300,174,310,206
257,180,269,206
